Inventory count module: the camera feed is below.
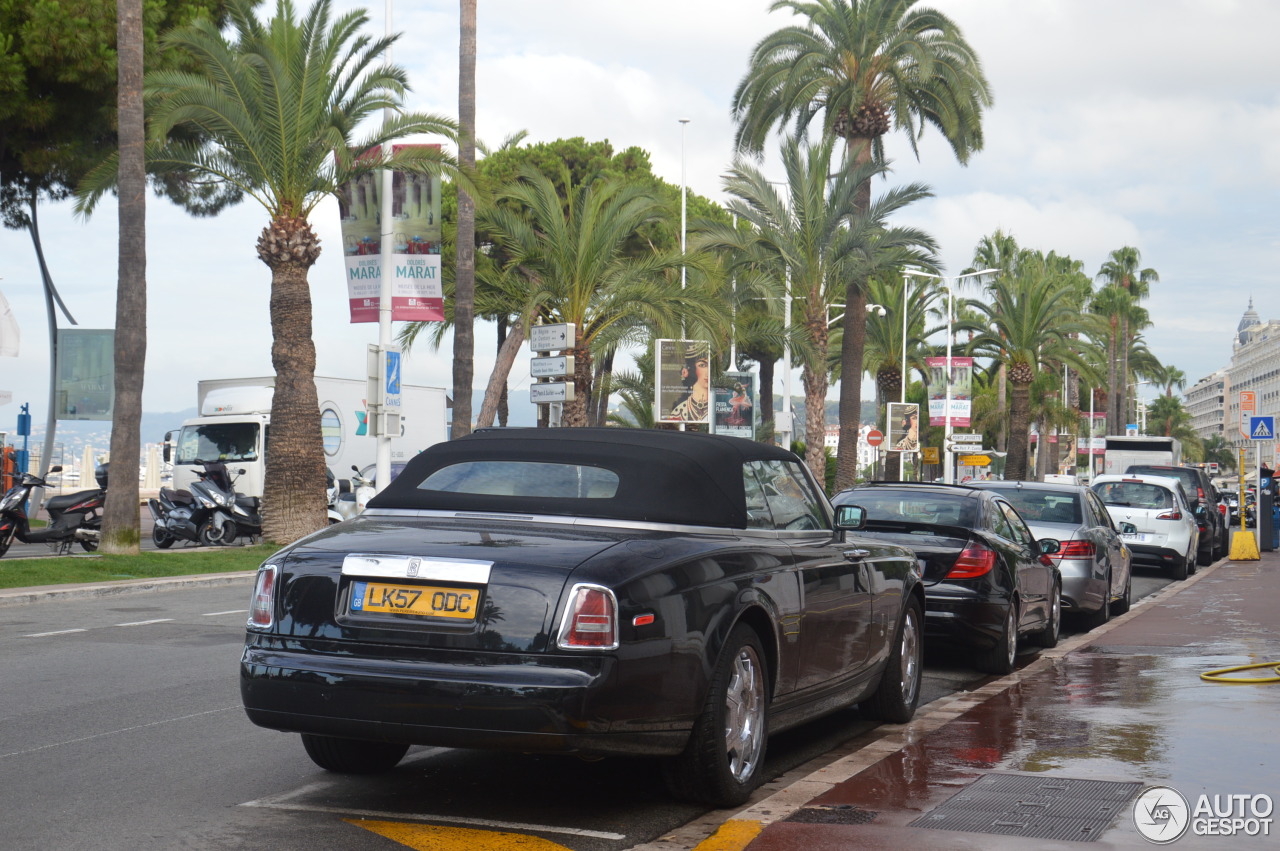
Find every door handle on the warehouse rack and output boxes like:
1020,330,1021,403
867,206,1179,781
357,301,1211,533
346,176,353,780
843,548,871,561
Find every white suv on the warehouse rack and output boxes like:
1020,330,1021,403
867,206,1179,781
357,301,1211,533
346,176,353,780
1090,474,1200,581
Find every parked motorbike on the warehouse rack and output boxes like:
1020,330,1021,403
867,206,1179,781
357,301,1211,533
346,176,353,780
0,464,105,557
199,460,262,546
326,468,347,525
148,460,242,548
331,465,375,522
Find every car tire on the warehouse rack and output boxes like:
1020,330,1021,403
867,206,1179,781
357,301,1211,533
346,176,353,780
301,734,409,774
861,597,923,724
1086,572,1112,629
1031,582,1061,648
1111,569,1132,615
662,624,769,808
974,599,1019,675
152,525,175,550
1171,553,1189,581
1197,544,1214,567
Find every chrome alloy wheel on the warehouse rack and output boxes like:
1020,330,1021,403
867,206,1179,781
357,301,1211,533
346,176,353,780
898,606,922,707
723,644,766,783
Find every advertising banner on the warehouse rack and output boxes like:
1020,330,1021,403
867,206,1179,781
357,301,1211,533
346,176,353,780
886,402,920,452
56,329,114,420
714,371,755,438
339,144,444,323
1080,412,1106,455
926,356,973,427
656,339,711,424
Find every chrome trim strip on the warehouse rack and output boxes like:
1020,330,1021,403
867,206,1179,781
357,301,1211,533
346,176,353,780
361,507,832,540
340,553,493,584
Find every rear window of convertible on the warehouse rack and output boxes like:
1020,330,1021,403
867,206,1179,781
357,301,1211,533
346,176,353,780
418,461,621,499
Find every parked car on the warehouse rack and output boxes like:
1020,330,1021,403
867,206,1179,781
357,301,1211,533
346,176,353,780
830,483,1062,676
1124,464,1227,564
967,481,1132,628
240,428,926,807
1090,474,1200,580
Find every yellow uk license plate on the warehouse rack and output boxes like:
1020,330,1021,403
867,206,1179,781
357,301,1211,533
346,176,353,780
351,581,480,619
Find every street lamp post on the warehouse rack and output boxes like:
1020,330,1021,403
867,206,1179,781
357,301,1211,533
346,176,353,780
902,267,998,484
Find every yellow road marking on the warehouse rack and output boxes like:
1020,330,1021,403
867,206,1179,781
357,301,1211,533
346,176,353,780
692,819,764,851
347,819,575,850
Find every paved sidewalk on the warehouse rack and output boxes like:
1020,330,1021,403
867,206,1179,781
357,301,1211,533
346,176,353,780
649,554,1280,850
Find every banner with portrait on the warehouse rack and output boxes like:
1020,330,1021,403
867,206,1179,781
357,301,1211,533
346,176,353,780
56,329,114,420
927,356,973,427
713,371,755,438
886,402,920,452
656,339,711,424
339,144,444,323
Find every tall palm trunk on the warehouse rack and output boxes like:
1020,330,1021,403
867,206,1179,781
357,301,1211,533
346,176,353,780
496,317,509,427
452,0,477,438
259,217,325,543
102,0,145,553
758,356,776,433
562,345,594,427
1106,319,1119,433
801,318,829,481
477,319,526,428
1117,314,1130,431
996,364,1007,452
1006,382,1032,481
835,136,874,489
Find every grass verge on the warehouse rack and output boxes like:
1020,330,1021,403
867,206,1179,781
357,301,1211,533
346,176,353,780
0,544,277,589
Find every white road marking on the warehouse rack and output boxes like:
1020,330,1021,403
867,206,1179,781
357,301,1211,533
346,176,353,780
22,628,87,638
0,706,241,759
202,610,246,616
114,618,174,627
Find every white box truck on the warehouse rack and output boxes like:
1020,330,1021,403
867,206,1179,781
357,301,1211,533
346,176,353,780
1102,435,1182,476
166,376,447,497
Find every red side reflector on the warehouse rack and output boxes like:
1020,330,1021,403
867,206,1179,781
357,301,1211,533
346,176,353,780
948,542,997,579
1051,540,1095,560
632,614,655,627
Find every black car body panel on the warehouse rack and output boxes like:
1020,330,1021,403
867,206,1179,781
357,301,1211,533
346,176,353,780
832,483,1060,651
241,429,923,762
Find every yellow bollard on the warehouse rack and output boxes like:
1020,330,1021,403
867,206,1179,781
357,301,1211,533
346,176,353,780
1230,530,1260,561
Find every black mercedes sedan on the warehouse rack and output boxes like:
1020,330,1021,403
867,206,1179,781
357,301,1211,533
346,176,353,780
832,483,1062,675
241,428,925,807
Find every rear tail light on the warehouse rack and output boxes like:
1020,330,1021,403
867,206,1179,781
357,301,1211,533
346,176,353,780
1051,540,1095,560
1197,487,1206,502
557,584,619,650
948,542,997,579
1156,510,1182,521
1219,504,1228,517
247,564,277,629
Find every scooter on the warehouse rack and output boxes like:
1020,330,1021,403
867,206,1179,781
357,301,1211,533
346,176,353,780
0,465,105,557
148,460,238,548
332,465,375,521
198,460,262,546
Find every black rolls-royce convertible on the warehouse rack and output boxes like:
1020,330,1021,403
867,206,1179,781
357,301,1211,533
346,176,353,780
240,428,923,806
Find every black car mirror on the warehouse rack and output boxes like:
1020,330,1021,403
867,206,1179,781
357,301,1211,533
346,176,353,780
1120,522,1138,534
1036,538,1061,556
835,504,867,531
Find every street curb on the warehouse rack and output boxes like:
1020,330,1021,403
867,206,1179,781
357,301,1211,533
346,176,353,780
0,570,256,608
629,558,1231,851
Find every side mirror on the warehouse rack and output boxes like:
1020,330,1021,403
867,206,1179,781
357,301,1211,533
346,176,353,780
1120,522,1138,534
1036,538,1061,556
237,468,247,475
49,465,63,474
835,504,867,531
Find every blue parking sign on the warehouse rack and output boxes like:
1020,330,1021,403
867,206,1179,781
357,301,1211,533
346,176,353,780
1250,416,1274,440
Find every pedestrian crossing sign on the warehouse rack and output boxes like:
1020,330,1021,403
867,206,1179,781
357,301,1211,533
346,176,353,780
1250,416,1274,440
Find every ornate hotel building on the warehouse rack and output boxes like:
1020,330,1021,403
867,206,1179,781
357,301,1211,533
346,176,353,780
1189,299,1280,450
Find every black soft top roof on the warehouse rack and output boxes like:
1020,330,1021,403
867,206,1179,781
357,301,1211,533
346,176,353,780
368,427,805,528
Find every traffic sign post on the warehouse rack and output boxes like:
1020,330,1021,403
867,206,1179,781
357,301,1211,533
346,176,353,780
866,429,884,447
1250,416,1274,440
529,323,578,426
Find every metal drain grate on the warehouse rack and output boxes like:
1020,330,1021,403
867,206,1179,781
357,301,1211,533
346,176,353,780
909,773,1142,842
786,805,878,825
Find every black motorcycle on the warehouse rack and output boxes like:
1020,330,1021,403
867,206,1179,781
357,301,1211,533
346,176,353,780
0,464,106,557
199,460,262,546
148,460,237,548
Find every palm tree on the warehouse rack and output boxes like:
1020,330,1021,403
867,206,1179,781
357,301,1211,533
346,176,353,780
453,0,478,438
733,0,992,489
1097,246,1159,432
479,166,723,427
962,260,1091,481
1202,434,1236,474
704,136,933,479
81,0,461,544
100,0,147,554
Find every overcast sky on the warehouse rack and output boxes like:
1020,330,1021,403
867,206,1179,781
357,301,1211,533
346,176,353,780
3,0,1277,427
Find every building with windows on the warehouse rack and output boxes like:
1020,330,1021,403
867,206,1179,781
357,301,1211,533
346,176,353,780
1190,299,1280,451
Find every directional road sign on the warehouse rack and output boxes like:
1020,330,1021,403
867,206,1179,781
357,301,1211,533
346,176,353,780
529,323,576,352
950,432,983,444
958,454,992,467
530,355,575,379
1249,415,1275,440
530,382,575,404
